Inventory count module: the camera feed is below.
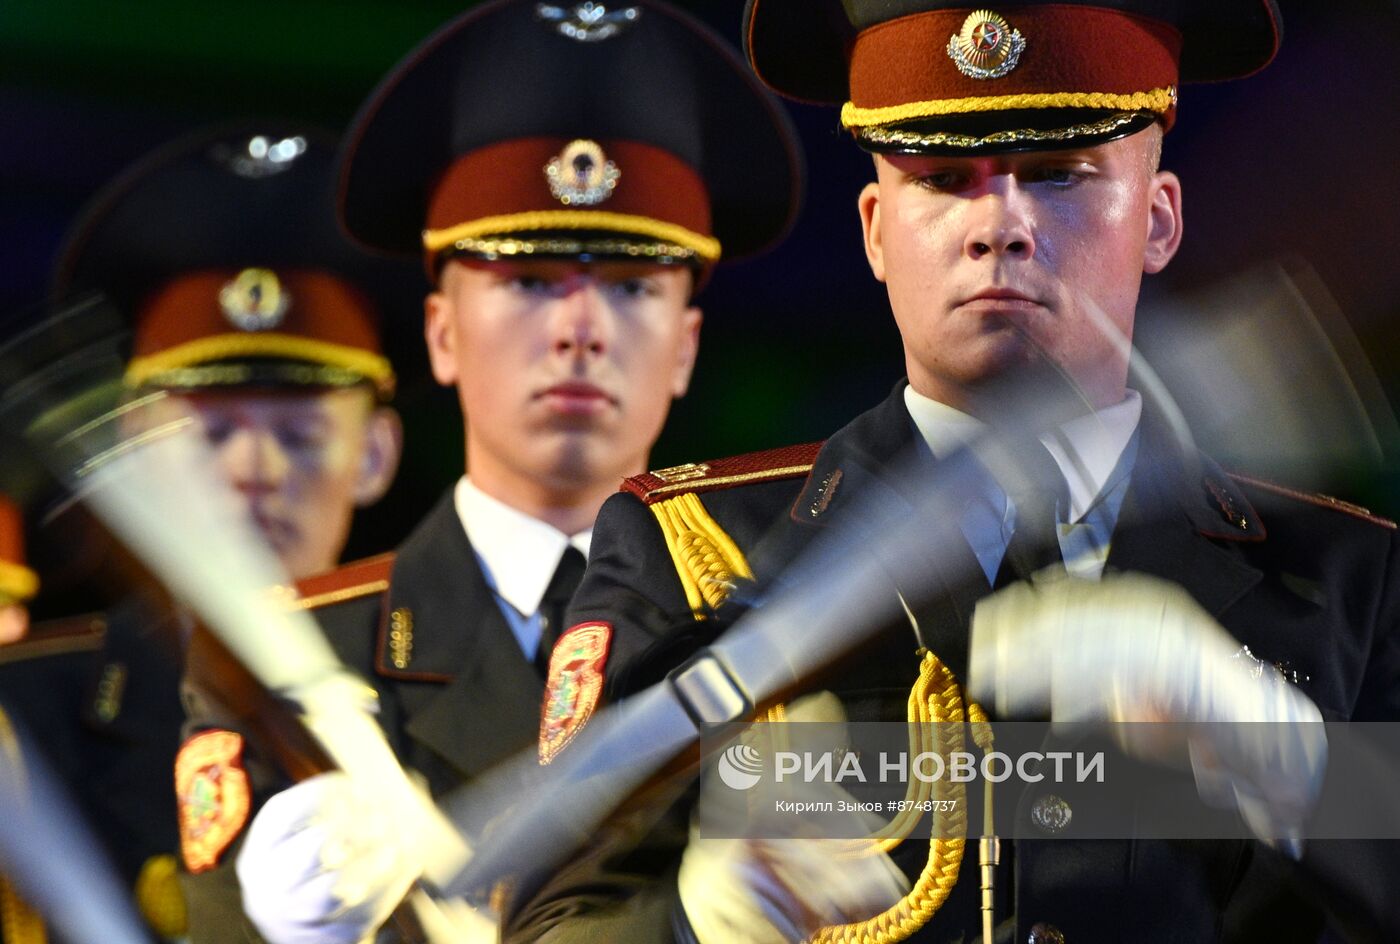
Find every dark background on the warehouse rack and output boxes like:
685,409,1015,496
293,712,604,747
4,0,1400,585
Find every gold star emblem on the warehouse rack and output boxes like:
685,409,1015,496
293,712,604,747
218,268,289,331
948,9,1025,80
544,139,621,206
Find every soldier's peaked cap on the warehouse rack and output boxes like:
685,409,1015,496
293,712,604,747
744,0,1281,155
56,123,410,397
339,0,804,272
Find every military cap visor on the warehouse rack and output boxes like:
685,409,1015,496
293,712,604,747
744,0,1281,154
338,0,803,270
55,124,401,397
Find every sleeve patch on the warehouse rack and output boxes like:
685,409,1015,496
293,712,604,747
538,622,613,766
175,730,251,874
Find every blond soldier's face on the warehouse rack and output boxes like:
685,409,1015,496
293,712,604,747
859,128,1183,413
426,258,701,504
137,387,401,580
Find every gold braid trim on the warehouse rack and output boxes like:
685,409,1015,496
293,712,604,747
808,651,992,944
841,87,1176,129
0,709,45,944
647,498,993,941
125,334,395,394
423,210,721,262
0,560,38,604
650,493,755,617
857,112,1146,152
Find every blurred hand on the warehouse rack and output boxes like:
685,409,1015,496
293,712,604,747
237,772,419,944
968,571,1327,855
678,692,908,944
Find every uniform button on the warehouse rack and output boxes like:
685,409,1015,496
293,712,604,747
1030,793,1072,833
1027,922,1065,944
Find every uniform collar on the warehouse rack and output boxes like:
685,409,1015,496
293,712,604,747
453,477,591,618
902,385,1142,523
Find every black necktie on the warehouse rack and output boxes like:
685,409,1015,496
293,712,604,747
535,545,587,675
993,439,1068,588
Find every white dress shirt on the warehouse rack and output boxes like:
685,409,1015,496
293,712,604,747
453,477,592,659
904,385,1142,581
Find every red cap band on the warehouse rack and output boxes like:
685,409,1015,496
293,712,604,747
847,6,1181,128
127,269,393,393
423,137,716,263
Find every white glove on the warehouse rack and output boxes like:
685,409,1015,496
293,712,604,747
678,693,909,944
237,772,420,944
968,571,1326,855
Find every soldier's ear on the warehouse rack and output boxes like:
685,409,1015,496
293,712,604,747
424,284,460,387
1143,169,1183,275
858,180,886,283
670,306,703,399
354,405,403,507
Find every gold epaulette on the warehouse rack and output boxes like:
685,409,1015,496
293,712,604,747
1228,472,1397,530
283,554,395,612
625,444,821,618
622,442,823,504
0,613,106,667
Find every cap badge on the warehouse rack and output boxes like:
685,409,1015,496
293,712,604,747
536,2,641,43
948,10,1025,80
219,268,289,332
545,139,621,206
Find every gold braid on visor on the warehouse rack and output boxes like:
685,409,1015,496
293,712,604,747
422,210,721,263
841,87,1177,129
125,334,395,396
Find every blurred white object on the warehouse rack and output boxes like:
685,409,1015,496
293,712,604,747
968,572,1327,856
238,772,498,944
238,773,419,944
1136,258,1400,483
679,693,907,944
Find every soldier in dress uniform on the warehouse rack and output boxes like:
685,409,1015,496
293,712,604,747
481,1,1397,942
178,1,803,942
0,123,410,942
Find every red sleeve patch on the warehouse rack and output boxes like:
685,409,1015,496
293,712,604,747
175,730,251,874
538,622,613,766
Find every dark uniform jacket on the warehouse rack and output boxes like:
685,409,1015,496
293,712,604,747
509,382,1400,944
180,489,549,942
0,597,185,943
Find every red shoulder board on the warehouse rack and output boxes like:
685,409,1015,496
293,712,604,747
288,553,395,611
1229,473,1397,530
622,442,823,504
176,729,251,873
538,622,613,766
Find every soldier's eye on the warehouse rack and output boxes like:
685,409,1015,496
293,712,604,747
277,427,324,452
915,170,966,191
609,278,657,299
1032,166,1084,186
507,275,553,293
201,419,235,445
907,169,974,193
